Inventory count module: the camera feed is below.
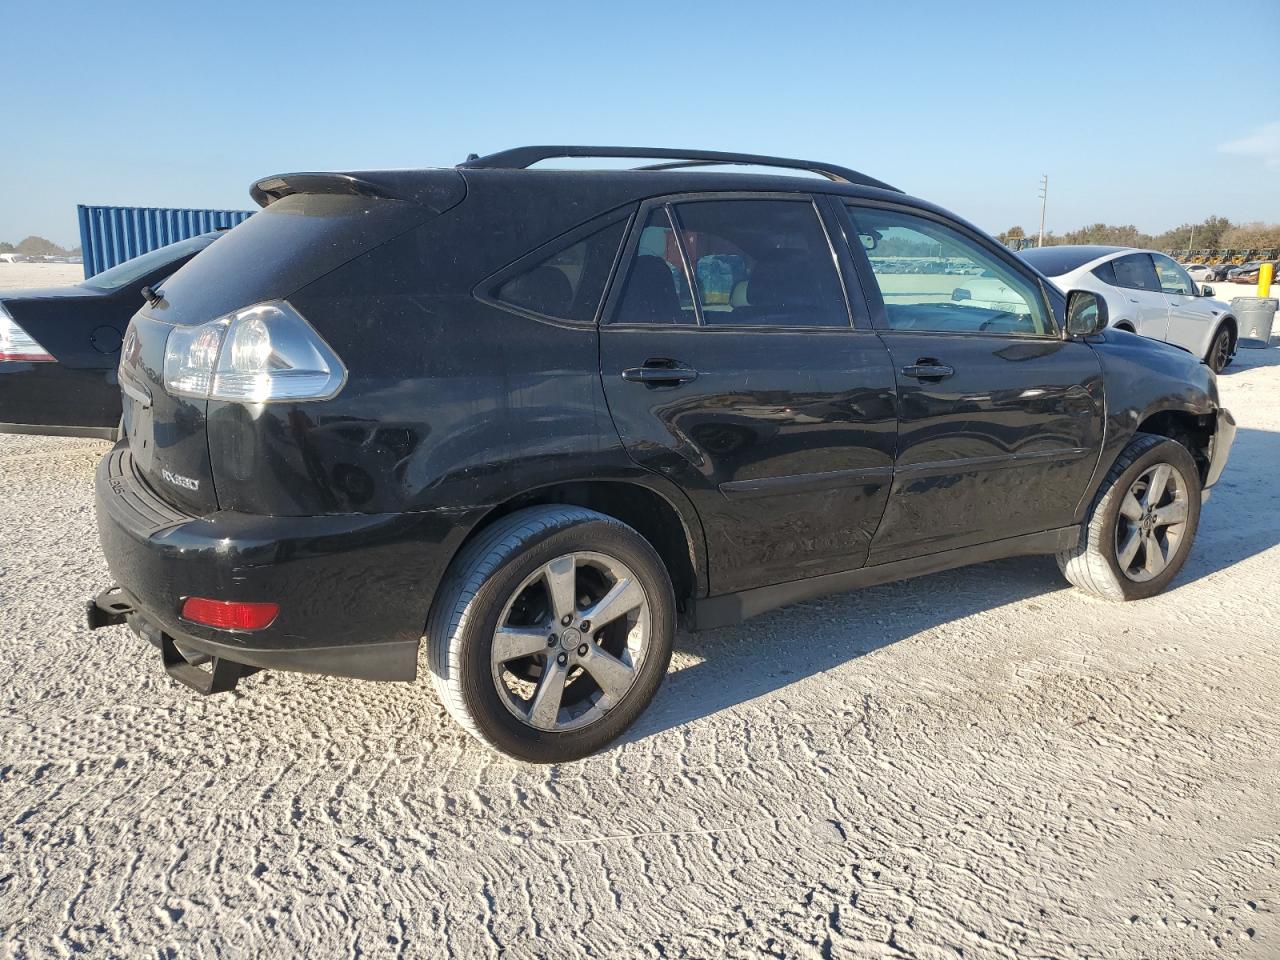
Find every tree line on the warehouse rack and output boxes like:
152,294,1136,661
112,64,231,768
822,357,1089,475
997,217,1280,253
0,236,82,257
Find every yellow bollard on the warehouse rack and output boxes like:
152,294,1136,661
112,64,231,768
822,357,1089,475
1259,262,1274,298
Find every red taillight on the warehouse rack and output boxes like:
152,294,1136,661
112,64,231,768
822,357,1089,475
0,304,55,362
180,597,279,631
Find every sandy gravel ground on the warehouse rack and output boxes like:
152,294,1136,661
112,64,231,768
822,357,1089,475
0,263,85,291
1,267,1278,959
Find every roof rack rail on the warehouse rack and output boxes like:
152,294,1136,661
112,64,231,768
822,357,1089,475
458,146,901,193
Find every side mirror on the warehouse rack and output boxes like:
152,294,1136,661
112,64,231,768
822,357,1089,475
1199,284,1215,297
1066,289,1108,337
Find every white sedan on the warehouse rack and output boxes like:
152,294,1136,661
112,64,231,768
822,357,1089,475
1020,245,1237,372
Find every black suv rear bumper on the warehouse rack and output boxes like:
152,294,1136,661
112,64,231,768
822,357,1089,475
92,441,458,686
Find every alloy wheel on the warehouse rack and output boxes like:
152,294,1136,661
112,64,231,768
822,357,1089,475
490,552,650,732
1114,462,1189,582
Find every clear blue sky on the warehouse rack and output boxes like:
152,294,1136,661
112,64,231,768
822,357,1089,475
3,0,1277,247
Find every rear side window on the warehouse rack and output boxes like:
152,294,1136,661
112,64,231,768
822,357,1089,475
496,220,627,322
611,208,696,325
671,199,849,327
1111,254,1161,292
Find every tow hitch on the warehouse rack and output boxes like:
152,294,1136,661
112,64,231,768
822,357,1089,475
86,586,257,695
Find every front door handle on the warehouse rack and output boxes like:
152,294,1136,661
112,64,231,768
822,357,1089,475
901,360,954,381
621,360,698,385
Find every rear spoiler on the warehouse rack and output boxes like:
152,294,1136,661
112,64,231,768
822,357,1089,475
250,169,466,213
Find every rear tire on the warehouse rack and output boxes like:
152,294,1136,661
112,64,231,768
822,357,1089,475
425,506,675,763
1057,433,1201,601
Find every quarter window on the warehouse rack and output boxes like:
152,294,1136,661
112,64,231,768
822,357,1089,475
496,220,627,322
845,205,1052,336
671,199,849,327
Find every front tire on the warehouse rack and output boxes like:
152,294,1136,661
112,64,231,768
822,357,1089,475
1057,434,1201,601
426,506,676,763
1207,324,1234,373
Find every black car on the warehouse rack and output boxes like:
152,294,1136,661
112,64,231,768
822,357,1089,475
1203,262,1238,283
0,232,220,439
88,146,1236,762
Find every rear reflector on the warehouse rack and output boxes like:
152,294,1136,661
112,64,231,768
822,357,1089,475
0,303,54,362
180,597,279,631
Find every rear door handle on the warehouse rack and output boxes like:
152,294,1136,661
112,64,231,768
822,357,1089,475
901,360,954,381
621,361,698,385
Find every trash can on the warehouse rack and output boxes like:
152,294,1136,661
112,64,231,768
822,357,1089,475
1230,297,1279,348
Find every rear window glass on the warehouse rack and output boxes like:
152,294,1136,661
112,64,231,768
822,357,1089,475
496,220,626,322
1018,246,1107,276
154,193,430,326
81,235,211,292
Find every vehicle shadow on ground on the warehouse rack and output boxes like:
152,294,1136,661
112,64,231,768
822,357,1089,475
625,425,1280,744
1223,344,1280,372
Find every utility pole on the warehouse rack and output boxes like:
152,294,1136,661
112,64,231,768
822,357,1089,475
1187,225,1195,259
1037,174,1048,248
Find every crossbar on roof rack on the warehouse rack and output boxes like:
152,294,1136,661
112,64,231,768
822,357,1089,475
459,145,900,193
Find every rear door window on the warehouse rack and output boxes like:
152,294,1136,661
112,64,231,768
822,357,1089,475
495,219,627,322
1111,254,1161,292
671,199,849,328
611,207,697,325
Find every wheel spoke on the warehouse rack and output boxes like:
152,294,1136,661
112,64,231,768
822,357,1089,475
1144,464,1172,507
579,646,636,703
579,577,645,632
1119,491,1144,521
492,625,552,665
1152,499,1187,527
542,555,578,623
1143,532,1168,575
1117,527,1142,570
527,658,568,728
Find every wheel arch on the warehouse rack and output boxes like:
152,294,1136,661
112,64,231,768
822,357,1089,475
449,478,707,613
1132,409,1216,482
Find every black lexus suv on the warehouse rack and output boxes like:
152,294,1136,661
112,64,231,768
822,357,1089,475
89,146,1236,762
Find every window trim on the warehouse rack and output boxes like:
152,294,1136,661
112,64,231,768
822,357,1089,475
839,199,1061,340
475,204,638,327
602,191,858,332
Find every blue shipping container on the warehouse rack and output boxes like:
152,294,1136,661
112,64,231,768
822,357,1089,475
77,204,254,278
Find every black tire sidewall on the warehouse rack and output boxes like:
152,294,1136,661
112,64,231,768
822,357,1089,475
1097,440,1202,600
453,519,675,763
1209,327,1232,372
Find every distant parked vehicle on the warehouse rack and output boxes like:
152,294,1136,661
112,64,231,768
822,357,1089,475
1203,262,1237,282
1228,261,1272,284
1233,261,1277,285
1,232,221,439
1020,245,1238,372
0,253,31,264
1184,263,1211,281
